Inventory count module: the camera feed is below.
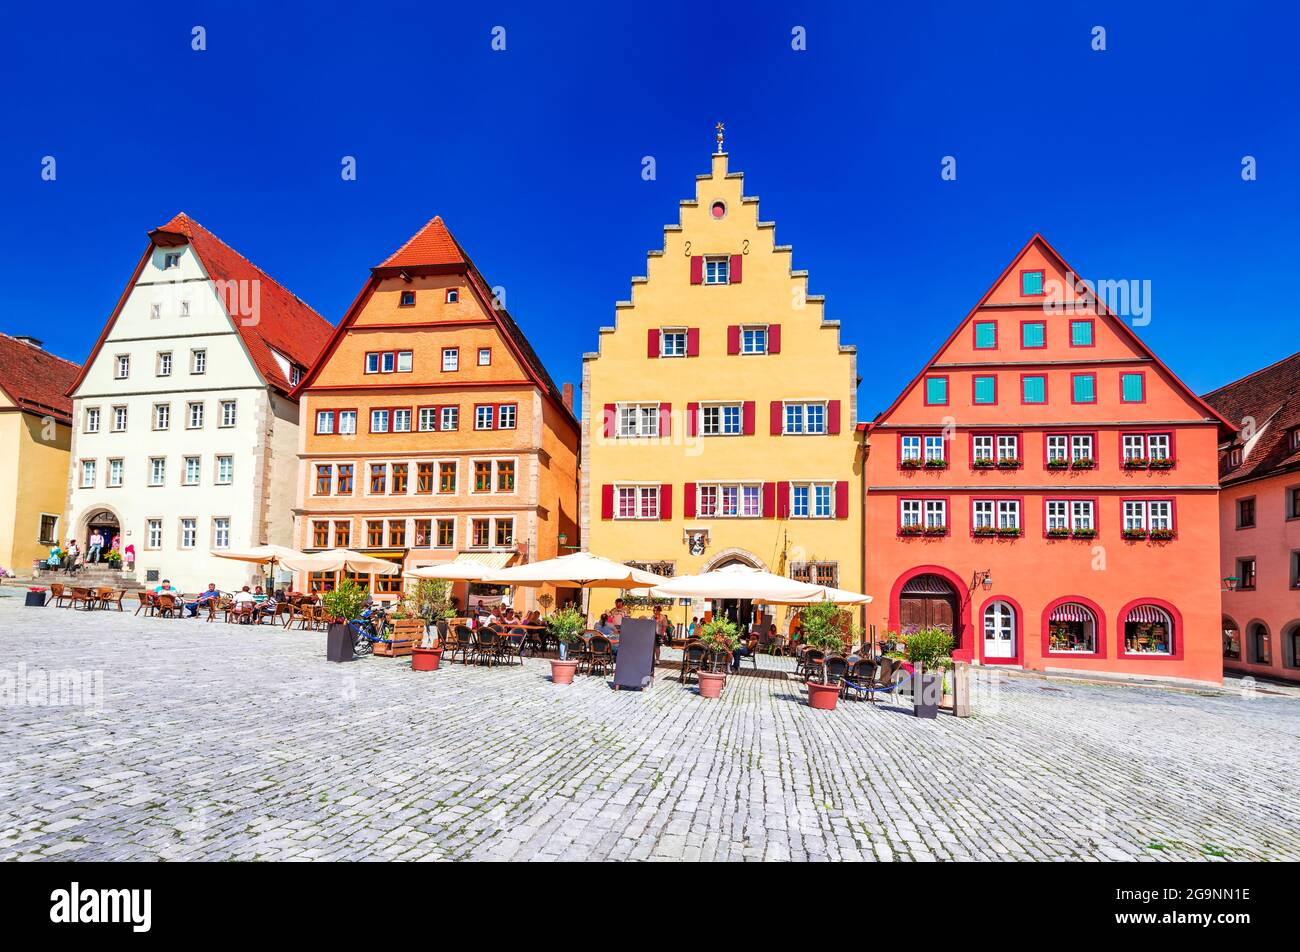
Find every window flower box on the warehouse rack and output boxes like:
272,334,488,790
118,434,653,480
922,525,948,536
1123,458,1149,469
1148,528,1176,541
996,458,1023,469
898,524,925,537
900,458,923,470
974,525,999,538
1071,528,1098,540
972,458,996,469
1046,527,1072,539
1121,528,1148,541
1071,458,1096,470
996,527,1022,538
922,459,949,470
1148,457,1175,470
1046,459,1071,470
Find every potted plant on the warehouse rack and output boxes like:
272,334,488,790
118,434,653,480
321,578,370,663
1149,457,1175,470
996,526,1022,538
1121,528,1148,541
1149,527,1176,541
547,606,586,683
923,458,948,470
801,601,848,710
104,548,123,569
898,524,924,537
923,524,948,536
1123,457,1149,469
900,458,923,470
1071,457,1096,470
996,457,1022,469
696,618,739,698
410,579,454,671
905,627,954,719
972,457,996,469
975,525,999,538
1072,527,1098,540
1047,458,1070,470
1046,526,1071,539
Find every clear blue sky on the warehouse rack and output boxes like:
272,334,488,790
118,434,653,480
2,1,1295,418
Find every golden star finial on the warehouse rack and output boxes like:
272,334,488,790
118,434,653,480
715,121,725,153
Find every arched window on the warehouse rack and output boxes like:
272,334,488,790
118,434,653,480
1123,604,1175,655
1249,622,1272,665
983,601,1016,659
1223,616,1241,660
1047,601,1097,653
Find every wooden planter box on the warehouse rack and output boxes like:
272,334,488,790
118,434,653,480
373,639,415,657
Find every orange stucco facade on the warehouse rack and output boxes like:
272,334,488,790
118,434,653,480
864,236,1232,686
292,218,579,608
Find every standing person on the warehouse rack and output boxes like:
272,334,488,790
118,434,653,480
65,540,81,571
87,530,103,564
652,604,670,647
111,533,121,553
123,543,136,572
607,598,629,630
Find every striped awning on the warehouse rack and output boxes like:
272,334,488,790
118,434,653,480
901,574,954,595
1050,602,1095,623
453,551,517,569
1126,604,1170,625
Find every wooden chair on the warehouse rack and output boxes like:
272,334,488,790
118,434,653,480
230,601,256,624
796,649,825,681
99,588,124,612
583,635,615,677
156,593,178,618
446,625,475,665
49,583,69,608
68,586,93,610
287,601,312,629
472,628,501,666
738,635,761,670
679,641,708,684
134,592,154,616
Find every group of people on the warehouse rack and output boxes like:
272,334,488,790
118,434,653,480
148,580,306,621
472,601,542,629
45,534,135,570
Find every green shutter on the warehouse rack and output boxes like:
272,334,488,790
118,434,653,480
1122,373,1145,402
973,376,996,404
925,377,948,404
1073,374,1096,403
974,321,997,349
1022,271,1044,295
1070,320,1093,346
1022,322,1045,348
1022,375,1046,404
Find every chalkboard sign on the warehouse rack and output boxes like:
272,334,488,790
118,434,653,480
612,617,657,691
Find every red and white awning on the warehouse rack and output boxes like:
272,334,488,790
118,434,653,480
1050,602,1095,623
1126,604,1170,625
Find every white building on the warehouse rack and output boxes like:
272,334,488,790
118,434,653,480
65,214,333,591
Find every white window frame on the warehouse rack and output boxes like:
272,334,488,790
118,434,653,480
900,499,922,528
215,455,233,485
80,459,96,488
740,325,768,355
700,402,742,437
149,457,166,486
614,484,661,520
115,355,130,379
146,519,163,549
660,329,687,357
183,456,201,486
180,518,197,550
901,435,922,463
442,348,459,372
84,407,100,433
187,402,204,429
191,349,207,374
107,458,123,488
157,352,172,377
703,256,730,285
617,403,660,439
213,518,231,549
152,403,170,431
112,406,127,432
1046,434,1069,464
220,400,237,427
439,407,458,431
338,410,357,435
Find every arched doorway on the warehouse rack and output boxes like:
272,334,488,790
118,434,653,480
1248,622,1272,665
701,549,766,635
1223,616,1241,661
79,507,121,557
898,573,962,648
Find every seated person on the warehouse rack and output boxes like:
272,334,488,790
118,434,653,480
231,586,257,622
595,613,617,639
731,632,760,672
153,579,178,595
251,586,277,616
190,583,220,618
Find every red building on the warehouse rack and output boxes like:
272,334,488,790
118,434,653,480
1203,352,1300,682
863,235,1234,686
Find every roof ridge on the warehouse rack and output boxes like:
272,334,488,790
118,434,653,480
1202,348,1300,399
158,213,326,321
0,332,80,370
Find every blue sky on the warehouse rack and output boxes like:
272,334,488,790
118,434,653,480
2,1,1295,418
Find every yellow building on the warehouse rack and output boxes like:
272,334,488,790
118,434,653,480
582,146,862,624
0,334,80,575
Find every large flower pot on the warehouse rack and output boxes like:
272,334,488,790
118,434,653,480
914,672,943,719
697,671,726,698
411,648,443,671
326,622,354,663
550,660,578,684
25,589,47,608
807,681,840,710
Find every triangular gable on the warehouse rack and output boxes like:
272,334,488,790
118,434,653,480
65,214,333,397
869,234,1237,436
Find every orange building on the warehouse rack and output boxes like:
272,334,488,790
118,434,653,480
1203,352,1300,682
290,217,580,608
864,235,1234,686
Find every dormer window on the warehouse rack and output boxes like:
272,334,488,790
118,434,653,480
1229,447,1243,468
399,290,416,307
446,289,460,304
163,252,181,270
1291,427,1300,451
290,366,303,386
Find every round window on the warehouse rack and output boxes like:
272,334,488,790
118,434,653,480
710,201,726,219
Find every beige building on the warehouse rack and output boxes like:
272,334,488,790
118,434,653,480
0,334,80,574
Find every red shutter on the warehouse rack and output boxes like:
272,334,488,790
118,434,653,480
827,400,841,435
603,403,616,439
686,327,700,357
601,484,614,520
690,256,703,285
769,324,781,354
684,482,696,518
659,403,672,437
659,484,672,521
776,481,790,519
770,401,783,435
727,325,740,355
835,481,849,519
647,329,660,358
762,482,776,518
742,401,756,436
730,254,743,283
686,402,699,437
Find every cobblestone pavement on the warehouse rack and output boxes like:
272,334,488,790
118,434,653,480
1,594,1296,862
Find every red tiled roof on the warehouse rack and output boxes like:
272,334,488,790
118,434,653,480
151,214,334,393
0,334,80,423
377,216,465,269
1202,351,1300,485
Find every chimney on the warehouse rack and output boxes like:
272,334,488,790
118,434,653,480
13,335,44,349
562,383,573,412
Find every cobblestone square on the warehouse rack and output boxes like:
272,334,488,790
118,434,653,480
1,593,1296,862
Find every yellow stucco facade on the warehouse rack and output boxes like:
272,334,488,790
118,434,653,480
0,404,72,574
582,151,862,620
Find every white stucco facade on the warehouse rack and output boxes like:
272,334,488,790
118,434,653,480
66,239,308,592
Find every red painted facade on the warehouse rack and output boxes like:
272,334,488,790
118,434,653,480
864,236,1234,685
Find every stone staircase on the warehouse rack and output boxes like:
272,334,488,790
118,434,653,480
26,562,148,593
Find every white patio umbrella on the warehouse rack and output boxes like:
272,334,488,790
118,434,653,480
212,544,307,588
759,586,874,606
280,548,402,575
633,564,824,602
405,559,500,582
487,551,667,589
